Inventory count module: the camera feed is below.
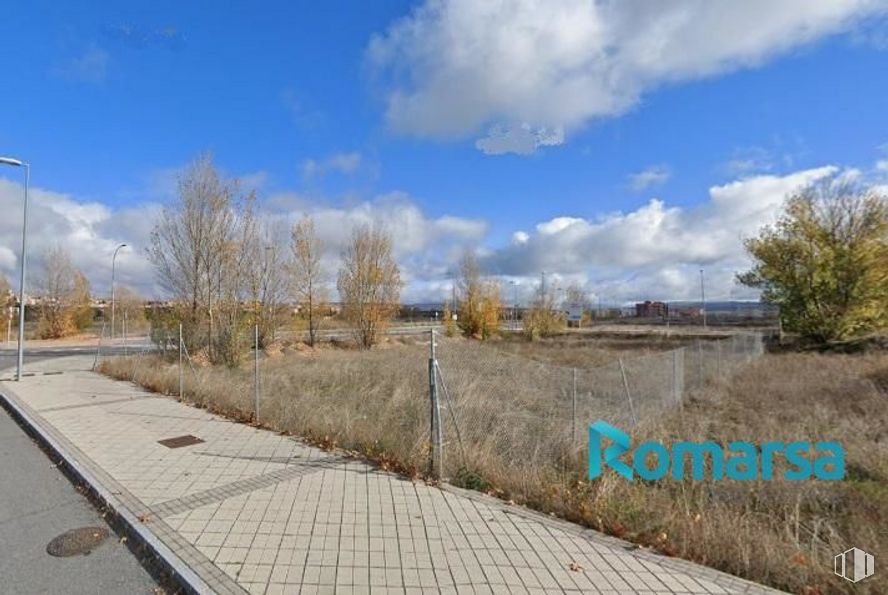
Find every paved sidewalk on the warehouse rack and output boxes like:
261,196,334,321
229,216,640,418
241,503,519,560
1,356,780,595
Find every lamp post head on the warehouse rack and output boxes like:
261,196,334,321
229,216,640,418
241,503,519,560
0,157,24,167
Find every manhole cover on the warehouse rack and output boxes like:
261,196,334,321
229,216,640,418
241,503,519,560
46,526,110,557
158,434,204,449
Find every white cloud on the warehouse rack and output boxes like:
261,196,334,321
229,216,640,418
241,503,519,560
0,163,866,304
253,191,490,303
627,165,671,191
475,123,564,155
876,159,888,171
54,45,109,83
301,152,363,179
481,165,839,301
536,217,584,235
0,178,158,297
264,191,487,291
511,231,530,244
238,171,269,191
281,88,326,129
724,147,776,176
0,176,487,302
369,0,887,154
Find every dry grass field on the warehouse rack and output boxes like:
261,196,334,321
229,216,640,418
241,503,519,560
489,332,694,367
99,334,887,594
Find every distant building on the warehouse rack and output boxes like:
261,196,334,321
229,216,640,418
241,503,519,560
635,300,669,318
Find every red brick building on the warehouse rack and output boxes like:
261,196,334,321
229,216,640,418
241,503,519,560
635,300,669,317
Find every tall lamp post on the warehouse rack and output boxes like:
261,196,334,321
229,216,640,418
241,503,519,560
1,156,30,381
110,243,127,342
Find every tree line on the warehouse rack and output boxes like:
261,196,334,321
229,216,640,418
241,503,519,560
147,154,402,365
145,153,580,362
0,247,95,340
738,180,887,343
0,245,147,340
5,156,881,350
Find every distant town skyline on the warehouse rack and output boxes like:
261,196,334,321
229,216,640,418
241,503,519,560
2,2,888,303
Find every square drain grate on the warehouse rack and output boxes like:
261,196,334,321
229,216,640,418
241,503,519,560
158,434,204,449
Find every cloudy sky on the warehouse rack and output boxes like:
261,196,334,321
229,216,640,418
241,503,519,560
2,1,888,305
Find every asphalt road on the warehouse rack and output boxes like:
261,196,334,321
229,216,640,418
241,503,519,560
0,349,160,594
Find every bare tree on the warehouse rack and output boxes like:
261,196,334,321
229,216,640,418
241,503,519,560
289,216,327,346
70,271,93,331
114,286,148,333
148,153,258,364
564,282,590,309
36,246,92,339
523,280,564,340
337,225,402,349
0,274,13,339
455,251,501,339
210,192,259,366
243,218,287,347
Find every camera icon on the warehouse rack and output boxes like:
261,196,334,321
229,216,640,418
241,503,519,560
834,547,874,583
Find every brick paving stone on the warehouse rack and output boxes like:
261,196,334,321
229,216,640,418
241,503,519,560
1,356,787,595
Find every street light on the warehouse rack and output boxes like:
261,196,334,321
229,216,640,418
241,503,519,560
110,243,127,342
1,156,30,381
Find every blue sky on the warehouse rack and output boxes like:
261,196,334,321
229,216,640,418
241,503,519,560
1,1,888,303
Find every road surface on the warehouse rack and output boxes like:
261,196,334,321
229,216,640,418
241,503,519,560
0,348,160,594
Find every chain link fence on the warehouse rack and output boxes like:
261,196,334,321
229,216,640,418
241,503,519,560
433,332,766,481
95,321,765,484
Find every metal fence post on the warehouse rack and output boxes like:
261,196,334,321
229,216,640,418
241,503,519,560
697,339,703,384
571,368,577,444
428,329,443,478
618,358,638,426
672,348,684,406
254,324,260,423
92,320,106,371
123,311,128,356
178,323,183,398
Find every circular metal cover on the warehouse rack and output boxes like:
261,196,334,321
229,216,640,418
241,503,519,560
46,526,110,557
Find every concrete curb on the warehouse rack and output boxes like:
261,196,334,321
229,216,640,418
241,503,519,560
0,384,214,595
